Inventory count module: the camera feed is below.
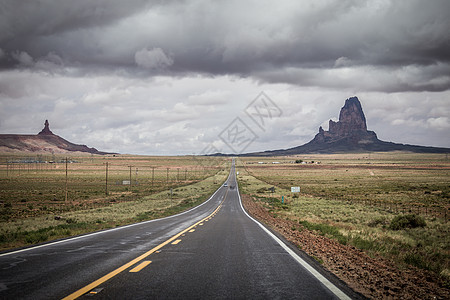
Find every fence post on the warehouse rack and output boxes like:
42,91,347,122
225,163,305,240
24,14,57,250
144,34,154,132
65,157,68,202
167,168,169,186
152,167,155,187
105,162,108,196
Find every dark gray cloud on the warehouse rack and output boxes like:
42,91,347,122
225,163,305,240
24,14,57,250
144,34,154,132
1,0,449,92
0,0,157,44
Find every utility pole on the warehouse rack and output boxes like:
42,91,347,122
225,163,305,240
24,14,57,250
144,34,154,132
65,157,68,202
152,167,155,187
105,162,109,195
166,167,169,186
135,167,138,186
128,165,133,187
166,168,169,186
177,168,180,182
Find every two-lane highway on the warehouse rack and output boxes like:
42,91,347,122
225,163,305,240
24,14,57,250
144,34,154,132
0,160,354,299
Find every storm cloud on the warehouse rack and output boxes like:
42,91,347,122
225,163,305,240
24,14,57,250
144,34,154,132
1,0,449,154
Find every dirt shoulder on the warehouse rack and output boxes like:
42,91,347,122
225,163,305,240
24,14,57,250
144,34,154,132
241,193,449,299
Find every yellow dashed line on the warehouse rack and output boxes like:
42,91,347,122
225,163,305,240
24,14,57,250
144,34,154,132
63,188,228,300
129,261,152,273
171,239,182,245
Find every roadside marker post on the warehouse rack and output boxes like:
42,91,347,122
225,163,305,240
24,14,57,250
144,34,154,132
291,187,300,204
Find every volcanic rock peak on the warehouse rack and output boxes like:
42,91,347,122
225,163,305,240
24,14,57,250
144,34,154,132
313,96,377,145
242,96,450,155
38,120,54,135
328,96,367,135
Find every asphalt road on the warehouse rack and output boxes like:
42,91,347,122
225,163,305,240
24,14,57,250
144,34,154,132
0,161,356,299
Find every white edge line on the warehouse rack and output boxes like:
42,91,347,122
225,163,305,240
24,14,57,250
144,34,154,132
0,178,228,258
236,182,351,300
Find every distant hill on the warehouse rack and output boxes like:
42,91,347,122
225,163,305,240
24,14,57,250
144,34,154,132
0,120,113,155
244,97,450,156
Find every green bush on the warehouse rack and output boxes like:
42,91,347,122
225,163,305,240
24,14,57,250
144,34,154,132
299,220,348,245
352,236,382,251
403,253,429,270
367,217,388,227
389,214,426,230
25,230,49,244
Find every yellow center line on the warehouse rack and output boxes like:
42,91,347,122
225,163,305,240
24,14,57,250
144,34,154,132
62,188,228,300
129,261,152,273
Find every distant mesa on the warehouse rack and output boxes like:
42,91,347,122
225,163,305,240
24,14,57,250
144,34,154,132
245,96,450,156
0,120,114,155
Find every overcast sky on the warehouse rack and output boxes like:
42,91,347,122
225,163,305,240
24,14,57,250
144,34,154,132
1,0,449,155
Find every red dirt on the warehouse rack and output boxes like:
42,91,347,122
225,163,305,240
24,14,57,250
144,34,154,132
241,194,449,299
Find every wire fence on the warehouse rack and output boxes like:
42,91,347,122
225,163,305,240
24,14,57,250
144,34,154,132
0,155,225,219
244,164,449,222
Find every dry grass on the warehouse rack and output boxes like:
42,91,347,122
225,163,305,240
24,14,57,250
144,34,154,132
0,153,229,250
0,154,225,219
237,153,450,283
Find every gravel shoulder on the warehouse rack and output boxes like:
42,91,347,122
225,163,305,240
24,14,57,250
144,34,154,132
241,193,449,299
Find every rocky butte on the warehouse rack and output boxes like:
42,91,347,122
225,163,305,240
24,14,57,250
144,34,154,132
246,96,450,156
314,97,377,147
0,120,112,155
38,120,53,135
